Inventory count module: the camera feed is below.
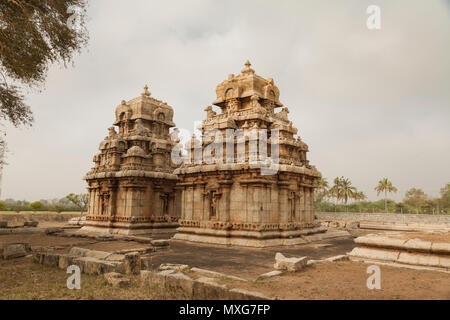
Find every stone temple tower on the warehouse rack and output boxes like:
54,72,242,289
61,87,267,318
173,61,323,247
82,86,181,235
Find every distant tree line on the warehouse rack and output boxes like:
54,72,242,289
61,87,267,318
315,177,450,214
0,193,88,213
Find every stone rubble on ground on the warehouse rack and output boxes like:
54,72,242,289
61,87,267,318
140,269,271,300
33,246,144,275
104,272,130,287
0,242,31,259
24,221,39,227
158,263,189,272
274,252,308,272
257,270,283,279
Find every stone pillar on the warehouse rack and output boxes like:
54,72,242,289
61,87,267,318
309,187,314,222
185,185,194,220
305,187,311,223
109,188,116,218
253,185,262,223
193,185,202,220
278,182,289,223
299,186,305,222
218,181,232,222
269,183,278,223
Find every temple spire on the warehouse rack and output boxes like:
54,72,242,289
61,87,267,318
241,59,255,75
142,84,151,96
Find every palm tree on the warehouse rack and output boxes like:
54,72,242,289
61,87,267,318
314,177,329,201
340,177,357,206
354,191,367,202
374,178,398,212
329,177,342,207
315,177,329,191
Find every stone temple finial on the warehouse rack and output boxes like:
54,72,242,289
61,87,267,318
241,60,255,75
142,85,151,96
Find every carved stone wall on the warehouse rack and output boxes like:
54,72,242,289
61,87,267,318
173,62,324,247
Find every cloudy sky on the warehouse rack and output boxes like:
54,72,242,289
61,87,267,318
1,0,449,202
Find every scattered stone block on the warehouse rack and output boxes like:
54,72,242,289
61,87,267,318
24,221,39,227
33,252,61,267
45,227,63,235
345,221,359,229
125,236,152,244
31,246,44,252
157,269,175,276
257,270,283,279
274,252,308,272
105,253,125,262
159,263,189,272
165,272,195,297
124,252,141,275
325,255,349,262
329,221,340,228
307,259,326,265
73,257,117,275
104,272,130,287
151,239,170,247
69,247,90,257
85,250,112,260
1,243,28,259
58,254,78,270
228,288,270,300
94,235,114,241
193,277,227,299
190,267,248,282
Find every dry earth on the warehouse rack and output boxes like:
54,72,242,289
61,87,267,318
1,230,449,300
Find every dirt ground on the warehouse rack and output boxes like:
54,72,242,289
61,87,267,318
217,261,450,300
0,257,165,300
1,230,449,300
0,256,448,300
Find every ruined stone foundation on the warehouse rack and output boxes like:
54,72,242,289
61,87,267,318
173,61,325,247
81,86,181,235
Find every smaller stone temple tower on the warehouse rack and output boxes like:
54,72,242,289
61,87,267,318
81,86,181,235
173,61,323,247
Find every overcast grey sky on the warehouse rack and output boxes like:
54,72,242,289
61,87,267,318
1,0,449,202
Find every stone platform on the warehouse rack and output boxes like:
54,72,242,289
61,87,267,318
80,224,178,236
348,232,450,273
173,226,329,247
